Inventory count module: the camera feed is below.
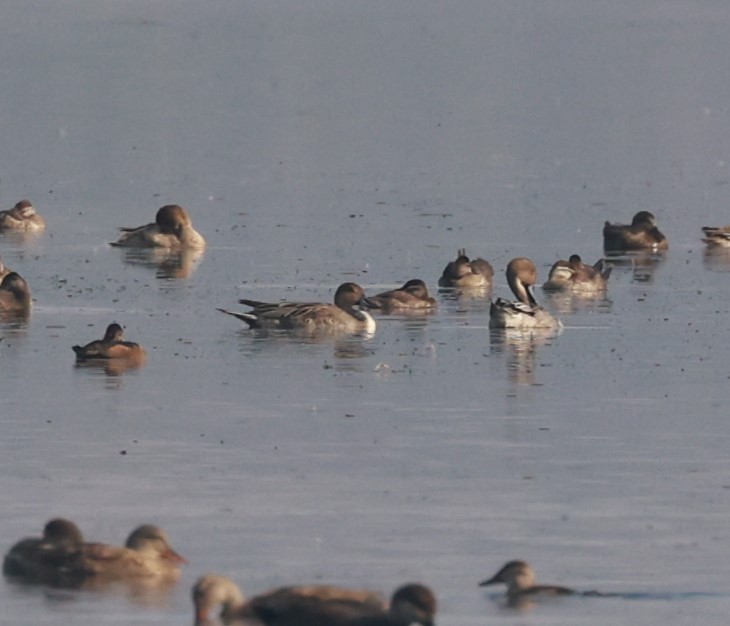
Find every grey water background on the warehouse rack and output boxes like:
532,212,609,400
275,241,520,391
1,1,730,624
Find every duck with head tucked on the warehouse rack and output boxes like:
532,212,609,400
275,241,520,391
0,272,31,313
192,574,436,626
3,518,86,586
111,205,206,250
542,255,611,293
0,200,45,232
72,323,146,362
439,248,493,289
369,279,437,313
480,560,574,608
218,283,379,334
490,258,560,330
603,211,668,252
80,524,186,585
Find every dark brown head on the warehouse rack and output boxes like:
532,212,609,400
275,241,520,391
631,211,657,228
12,200,35,218
401,279,430,297
125,524,187,564
390,583,437,626
42,518,84,551
102,323,124,342
156,205,191,233
0,272,31,303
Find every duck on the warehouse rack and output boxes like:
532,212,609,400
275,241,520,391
701,225,730,248
0,272,31,313
0,200,45,231
79,524,186,584
217,283,379,334
542,255,611,293
489,258,561,330
439,249,493,289
192,574,436,626
479,560,574,607
110,205,206,250
603,211,668,252
369,279,437,312
3,518,86,586
72,323,146,361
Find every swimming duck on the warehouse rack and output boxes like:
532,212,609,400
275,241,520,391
72,323,146,361
3,518,86,586
369,279,437,312
479,560,574,607
701,225,730,247
0,200,45,231
218,283,379,334
603,211,668,252
542,255,611,292
439,249,493,289
80,524,186,584
193,574,436,626
110,205,206,250
490,258,560,330
0,272,31,312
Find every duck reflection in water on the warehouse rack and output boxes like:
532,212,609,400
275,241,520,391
490,328,558,386
116,247,205,279
603,251,665,283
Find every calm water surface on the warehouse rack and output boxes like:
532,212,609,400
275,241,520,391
2,1,730,625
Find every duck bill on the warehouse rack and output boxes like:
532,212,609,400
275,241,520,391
359,296,381,310
163,547,188,564
478,576,499,587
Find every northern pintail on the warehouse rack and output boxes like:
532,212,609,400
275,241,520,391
3,518,86,585
542,255,611,292
490,258,561,330
218,283,379,334
603,211,668,252
439,249,493,289
701,225,730,247
369,279,437,312
0,272,31,312
111,205,206,250
192,574,436,626
0,200,45,232
480,560,574,607
72,323,146,361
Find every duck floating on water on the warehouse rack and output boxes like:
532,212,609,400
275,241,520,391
603,211,668,252
111,205,206,250
542,255,611,293
218,283,379,334
490,258,561,330
0,272,31,313
439,249,493,289
0,200,45,232
701,225,730,248
72,323,146,362
369,279,437,312
480,560,574,608
192,574,436,626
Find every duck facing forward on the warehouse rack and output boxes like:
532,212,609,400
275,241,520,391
111,205,206,250
0,272,31,313
0,200,45,232
490,258,560,330
542,255,611,293
439,249,493,289
72,323,146,361
193,574,436,626
480,560,574,608
218,283,379,334
369,279,437,312
3,518,86,586
603,211,668,252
